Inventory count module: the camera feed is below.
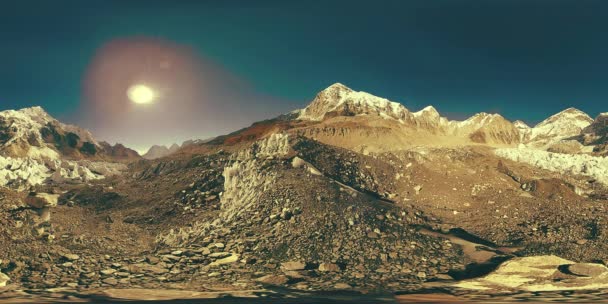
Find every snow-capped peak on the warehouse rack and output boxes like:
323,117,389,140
456,112,503,128
513,120,531,129
298,83,409,121
528,107,593,142
0,106,107,160
413,106,440,118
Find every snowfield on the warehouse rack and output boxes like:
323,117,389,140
495,147,608,185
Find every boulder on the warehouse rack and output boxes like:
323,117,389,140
0,271,9,287
209,254,239,266
256,274,289,285
566,263,608,277
318,263,341,272
25,193,59,209
62,254,80,261
281,261,307,271
455,255,608,292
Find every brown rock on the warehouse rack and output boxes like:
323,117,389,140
281,261,306,271
256,274,290,285
566,263,608,277
318,263,340,272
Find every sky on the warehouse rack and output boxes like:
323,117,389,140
1,0,608,152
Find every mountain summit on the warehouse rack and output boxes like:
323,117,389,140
527,107,593,144
298,83,410,121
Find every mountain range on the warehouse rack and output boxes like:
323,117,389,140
203,83,603,156
2,83,604,164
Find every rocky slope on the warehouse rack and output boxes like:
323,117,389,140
578,113,608,155
0,107,140,161
0,107,137,189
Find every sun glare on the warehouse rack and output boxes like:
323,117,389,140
127,84,155,104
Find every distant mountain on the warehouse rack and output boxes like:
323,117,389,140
143,144,179,160
295,83,521,146
298,83,410,121
186,83,603,155
0,106,138,188
143,139,214,159
0,106,140,161
525,108,593,145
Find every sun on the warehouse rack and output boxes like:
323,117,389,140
127,84,155,104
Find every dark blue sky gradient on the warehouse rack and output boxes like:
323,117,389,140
1,0,607,134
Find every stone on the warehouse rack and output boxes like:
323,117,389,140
318,263,340,272
102,277,118,285
576,239,588,245
25,193,60,209
116,272,130,278
140,264,168,274
209,254,239,266
281,261,306,271
366,231,378,239
414,185,423,195
566,263,608,277
214,243,225,249
100,269,117,276
208,252,231,258
334,282,352,289
162,255,180,262
256,274,289,285
0,271,9,287
62,254,80,261
146,256,160,264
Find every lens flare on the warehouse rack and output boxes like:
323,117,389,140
127,84,155,104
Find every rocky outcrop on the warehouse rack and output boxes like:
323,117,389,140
455,256,608,291
580,113,608,146
221,134,290,220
